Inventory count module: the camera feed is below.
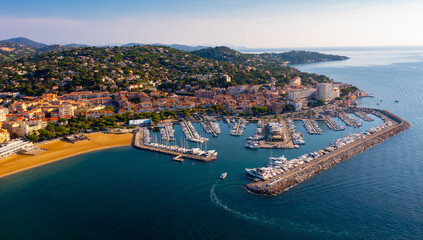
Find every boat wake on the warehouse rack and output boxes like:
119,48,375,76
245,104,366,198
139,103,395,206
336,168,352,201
209,180,276,225
210,180,357,238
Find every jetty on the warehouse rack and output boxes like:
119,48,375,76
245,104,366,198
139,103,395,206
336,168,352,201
324,116,345,131
229,120,247,136
302,119,323,134
246,109,410,196
132,129,217,162
160,123,175,141
181,120,208,143
338,112,362,128
354,111,374,122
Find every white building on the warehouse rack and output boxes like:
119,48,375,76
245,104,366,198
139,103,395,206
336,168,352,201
287,88,315,101
59,103,75,118
0,140,34,159
0,107,8,122
317,83,340,102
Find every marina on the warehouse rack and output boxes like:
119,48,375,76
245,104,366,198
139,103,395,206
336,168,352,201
180,120,209,143
245,109,410,195
354,111,374,122
287,119,306,146
133,128,218,162
229,119,247,136
200,118,221,137
324,116,345,131
160,123,176,141
302,119,323,134
245,120,264,149
338,112,362,128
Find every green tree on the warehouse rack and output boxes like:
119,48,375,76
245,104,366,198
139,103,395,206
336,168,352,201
27,134,39,143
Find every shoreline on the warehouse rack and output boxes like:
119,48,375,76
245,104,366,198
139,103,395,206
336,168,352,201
0,132,133,179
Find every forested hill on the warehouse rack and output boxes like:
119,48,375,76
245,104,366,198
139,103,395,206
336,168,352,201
0,45,332,96
191,46,348,65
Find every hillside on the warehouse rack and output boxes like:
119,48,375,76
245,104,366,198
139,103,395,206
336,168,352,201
0,37,47,49
0,42,37,62
122,43,207,52
0,45,331,96
192,46,348,65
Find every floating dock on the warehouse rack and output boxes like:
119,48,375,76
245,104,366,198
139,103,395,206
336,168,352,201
246,109,410,196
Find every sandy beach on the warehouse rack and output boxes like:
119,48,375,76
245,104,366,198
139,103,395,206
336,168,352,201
0,132,133,179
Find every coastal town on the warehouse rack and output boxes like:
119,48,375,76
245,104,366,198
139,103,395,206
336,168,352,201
0,73,366,160
0,43,408,197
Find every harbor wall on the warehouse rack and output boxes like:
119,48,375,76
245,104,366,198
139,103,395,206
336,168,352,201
246,111,410,196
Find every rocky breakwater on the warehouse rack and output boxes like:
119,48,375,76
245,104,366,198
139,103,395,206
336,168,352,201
246,110,410,196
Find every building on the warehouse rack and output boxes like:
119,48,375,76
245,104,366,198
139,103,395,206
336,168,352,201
0,139,34,159
0,107,9,122
291,77,301,86
58,103,75,118
129,119,152,126
287,88,315,101
266,122,284,141
9,102,27,112
288,99,303,111
317,83,340,102
223,74,231,83
195,90,215,99
0,129,10,143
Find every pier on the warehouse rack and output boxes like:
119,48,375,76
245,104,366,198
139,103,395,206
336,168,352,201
246,109,410,196
181,121,208,143
354,111,374,122
338,112,362,128
302,119,323,134
160,123,175,141
132,130,217,162
229,120,246,136
200,120,219,137
324,116,345,131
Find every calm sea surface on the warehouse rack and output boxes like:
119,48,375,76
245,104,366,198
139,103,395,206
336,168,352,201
1,48,422,239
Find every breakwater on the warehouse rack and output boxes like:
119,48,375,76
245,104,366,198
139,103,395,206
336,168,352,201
246,110,410,196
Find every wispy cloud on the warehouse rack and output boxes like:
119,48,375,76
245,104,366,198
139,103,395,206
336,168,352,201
1,1,422,47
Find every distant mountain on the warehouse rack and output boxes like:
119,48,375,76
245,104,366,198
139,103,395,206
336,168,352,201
122,43,208,52
192,46,349,65
66,43,91,47
0,37,47,49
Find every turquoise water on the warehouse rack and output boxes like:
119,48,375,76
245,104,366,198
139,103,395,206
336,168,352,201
1,49,423,239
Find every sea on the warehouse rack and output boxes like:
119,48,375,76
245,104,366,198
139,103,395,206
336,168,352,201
1,47,422,240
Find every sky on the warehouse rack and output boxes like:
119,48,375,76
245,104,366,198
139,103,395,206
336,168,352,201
1,0,423,48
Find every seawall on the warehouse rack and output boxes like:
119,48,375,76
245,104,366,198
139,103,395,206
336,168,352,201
246,110,410,196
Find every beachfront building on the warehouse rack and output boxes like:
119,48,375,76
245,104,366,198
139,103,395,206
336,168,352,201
0,139,34,159
0,129,10,143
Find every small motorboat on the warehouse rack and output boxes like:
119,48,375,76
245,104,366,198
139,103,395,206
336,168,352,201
220,172,227,179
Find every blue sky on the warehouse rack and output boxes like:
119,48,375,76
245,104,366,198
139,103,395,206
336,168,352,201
1,0,422,47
